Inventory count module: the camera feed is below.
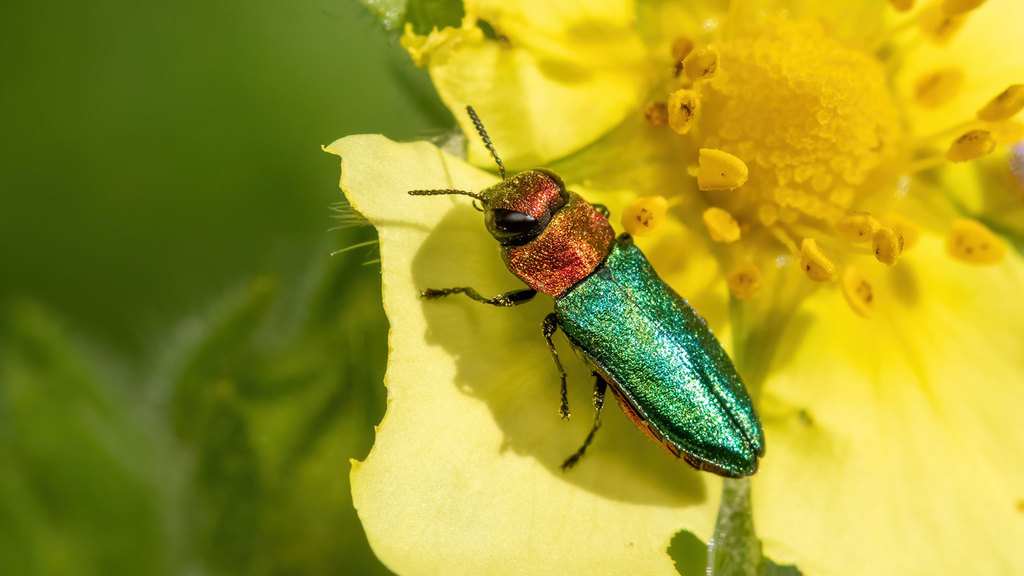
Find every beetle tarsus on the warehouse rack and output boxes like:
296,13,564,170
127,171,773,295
591,203,611,219
421,286,536,307
561,375,608,471
542,313,571,420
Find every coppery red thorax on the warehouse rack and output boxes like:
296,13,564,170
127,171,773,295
501,194,614,297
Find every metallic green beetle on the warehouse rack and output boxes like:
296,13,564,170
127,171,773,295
409,107,765,477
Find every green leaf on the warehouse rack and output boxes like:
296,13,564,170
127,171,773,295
0,302,165,575
359,0,409,32
403,0,465,35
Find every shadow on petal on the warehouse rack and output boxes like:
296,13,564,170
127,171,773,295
412,205,708,506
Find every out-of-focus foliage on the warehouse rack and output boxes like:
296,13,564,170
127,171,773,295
0,0,447,573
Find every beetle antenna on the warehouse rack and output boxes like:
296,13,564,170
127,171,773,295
466,105,506,180
408,189,485,201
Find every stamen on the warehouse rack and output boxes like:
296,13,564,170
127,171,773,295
836,212,881,244
644,102,669,127
914,69,964,108
946,218,1005,264
977,85,1024,122
667,89,699,134
800,238,839,283
883,214,920,250
989,120,1024,145
702,207,741,243
946,130,995,162
727,263,761,299
920,4,967,45
697,148,748,191
873,227,904,265
841,267,875,319
941,0,988,16
672,37,695,76
682,46,720,81
621,196,668,236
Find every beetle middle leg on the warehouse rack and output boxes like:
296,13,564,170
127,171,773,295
542,313,571,420
561,374,608,471
421,287,536,307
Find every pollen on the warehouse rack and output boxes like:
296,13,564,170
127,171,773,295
682,46,719,81
976,85,1024,122
667,89,699,135
727,263,761,299
841,267,875,319
872,227,904,265
621,196,669,236
800,238,838,283
697,148,748,191
946,219,1006,265
946,130,995,162
702,207,741,243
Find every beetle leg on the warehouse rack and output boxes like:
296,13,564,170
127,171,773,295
561,374,608,471
542,313,570,421
421,287,536,307
591,203,610,218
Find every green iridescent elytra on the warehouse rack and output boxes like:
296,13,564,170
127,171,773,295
411,106,764,477
557,235,765,477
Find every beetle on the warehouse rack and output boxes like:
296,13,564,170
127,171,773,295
409,106,765,477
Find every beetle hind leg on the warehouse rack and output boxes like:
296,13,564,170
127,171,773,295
560,374,608,471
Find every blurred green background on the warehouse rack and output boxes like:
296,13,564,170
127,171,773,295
0,1,451,573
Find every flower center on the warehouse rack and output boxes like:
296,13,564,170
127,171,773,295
699,20,902,228
630,8,1019,317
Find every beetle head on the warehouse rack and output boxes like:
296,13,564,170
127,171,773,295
482,169,569,246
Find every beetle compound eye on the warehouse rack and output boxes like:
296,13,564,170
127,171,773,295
492,209,537,233
485,209,545,245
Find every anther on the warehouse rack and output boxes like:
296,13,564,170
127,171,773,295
946,218,1005,264
682,46,720,81
941,0,988,16
644,102,669,127
672,37,695,76
872,227,904,265
883,214,920,250
946,130,995,162
920,4,967,45
697,148,749,191
977,85,1024,123
914,69,964,108
836,212,881,244
727,263,761,299
702,207,741,243
841,267,875,319
667,89,699,134
621,196,669,236
800,238,838,283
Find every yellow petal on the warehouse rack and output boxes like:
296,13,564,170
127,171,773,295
326,135,719,574
899,0,1024,138
419,0,652,170
754,236,1024,574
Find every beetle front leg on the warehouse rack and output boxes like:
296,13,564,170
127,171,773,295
561,374,608,471
421,287,537,307
542,313,570,421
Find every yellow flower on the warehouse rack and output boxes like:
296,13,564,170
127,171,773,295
330,0,1024,573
